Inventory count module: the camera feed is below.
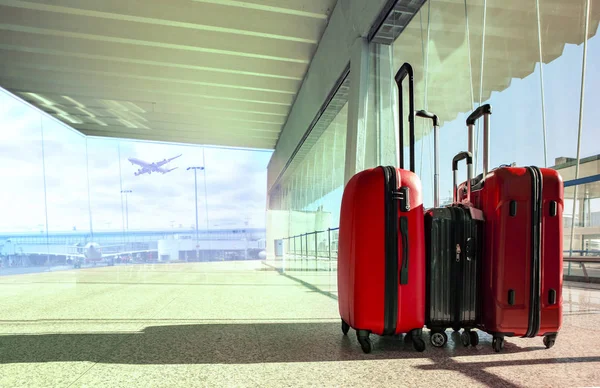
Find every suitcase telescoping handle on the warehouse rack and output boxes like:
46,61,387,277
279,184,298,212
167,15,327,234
465,104,492,176
416,110,440,207
452,151,473,203
395,63,416,173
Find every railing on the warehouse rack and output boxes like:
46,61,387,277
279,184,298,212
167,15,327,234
278,231,600,284
281,228,339,271
564,250,600,283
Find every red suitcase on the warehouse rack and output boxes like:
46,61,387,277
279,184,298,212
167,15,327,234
460,106,563,352
338,63,426,353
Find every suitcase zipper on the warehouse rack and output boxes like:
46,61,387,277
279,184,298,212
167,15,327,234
382,166,399,336
525,167,543,338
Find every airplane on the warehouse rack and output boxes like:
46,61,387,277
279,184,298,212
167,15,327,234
68,242,157,268
15,242,157,269
128,154,182,176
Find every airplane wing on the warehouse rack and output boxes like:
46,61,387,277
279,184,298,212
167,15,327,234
166,154,182,163
128,157,150,167
158,166,178,174
101,249,158,259
155,154,182,167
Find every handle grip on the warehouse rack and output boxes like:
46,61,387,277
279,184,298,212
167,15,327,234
466,104,492,177
452,151,473,204
452,151,473,171
395,63,415,172
466,104,492,126
416,110,439,127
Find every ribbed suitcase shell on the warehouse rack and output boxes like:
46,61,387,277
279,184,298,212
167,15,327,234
425,206,482,332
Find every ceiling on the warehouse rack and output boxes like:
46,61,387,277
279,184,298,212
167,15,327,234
0,0,338,149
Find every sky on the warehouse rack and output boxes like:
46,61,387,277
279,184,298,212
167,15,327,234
0,91,272,233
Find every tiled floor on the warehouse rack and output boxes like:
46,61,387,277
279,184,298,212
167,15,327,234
0,260,599,387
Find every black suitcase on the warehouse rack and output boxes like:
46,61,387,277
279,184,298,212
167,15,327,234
418,109,484,348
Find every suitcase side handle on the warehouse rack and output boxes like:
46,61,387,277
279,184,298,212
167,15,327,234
452,151,473,203
416,109,440,207
395,63,415,172
399,216,409,285
465,104,492,176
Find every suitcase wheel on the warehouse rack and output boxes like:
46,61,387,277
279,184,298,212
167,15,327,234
341,319,350,336
543,334,556,349
460,331,471,347
430,331,448,348
411,330,426,352
469,331,479,347
492,336,504,353
356,330,372,354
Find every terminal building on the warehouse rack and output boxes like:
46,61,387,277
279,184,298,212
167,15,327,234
0,228,266,266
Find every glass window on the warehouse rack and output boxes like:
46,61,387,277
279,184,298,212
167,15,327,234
542,0,587,170
86,138,124,238
581,0,600,169
0,85,271,269
42,116,90,237
0,91,45,234
387,0,596,208
392,1,481,207
367,43,400,168
270,101,348,236
0,90,47,268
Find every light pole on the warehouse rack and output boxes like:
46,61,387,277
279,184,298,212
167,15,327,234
202,149,210,256
187,166,204,259
121,190,132,247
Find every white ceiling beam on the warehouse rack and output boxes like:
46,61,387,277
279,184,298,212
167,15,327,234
0,0,326,43
38,105,286,126
82,129,276,149
46,112,282,134
0,31,308,80
193,0,335,19
0,6,314,63
0,71,294,106
14,91,291,117
73,122,280,139
0,50,301,94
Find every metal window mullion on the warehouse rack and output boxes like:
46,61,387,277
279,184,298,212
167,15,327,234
536,0,548,168
475,0,488,173
568,0,591,274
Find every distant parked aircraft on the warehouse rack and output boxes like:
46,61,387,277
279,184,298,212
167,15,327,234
128,154,182,176
68,242,156,268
